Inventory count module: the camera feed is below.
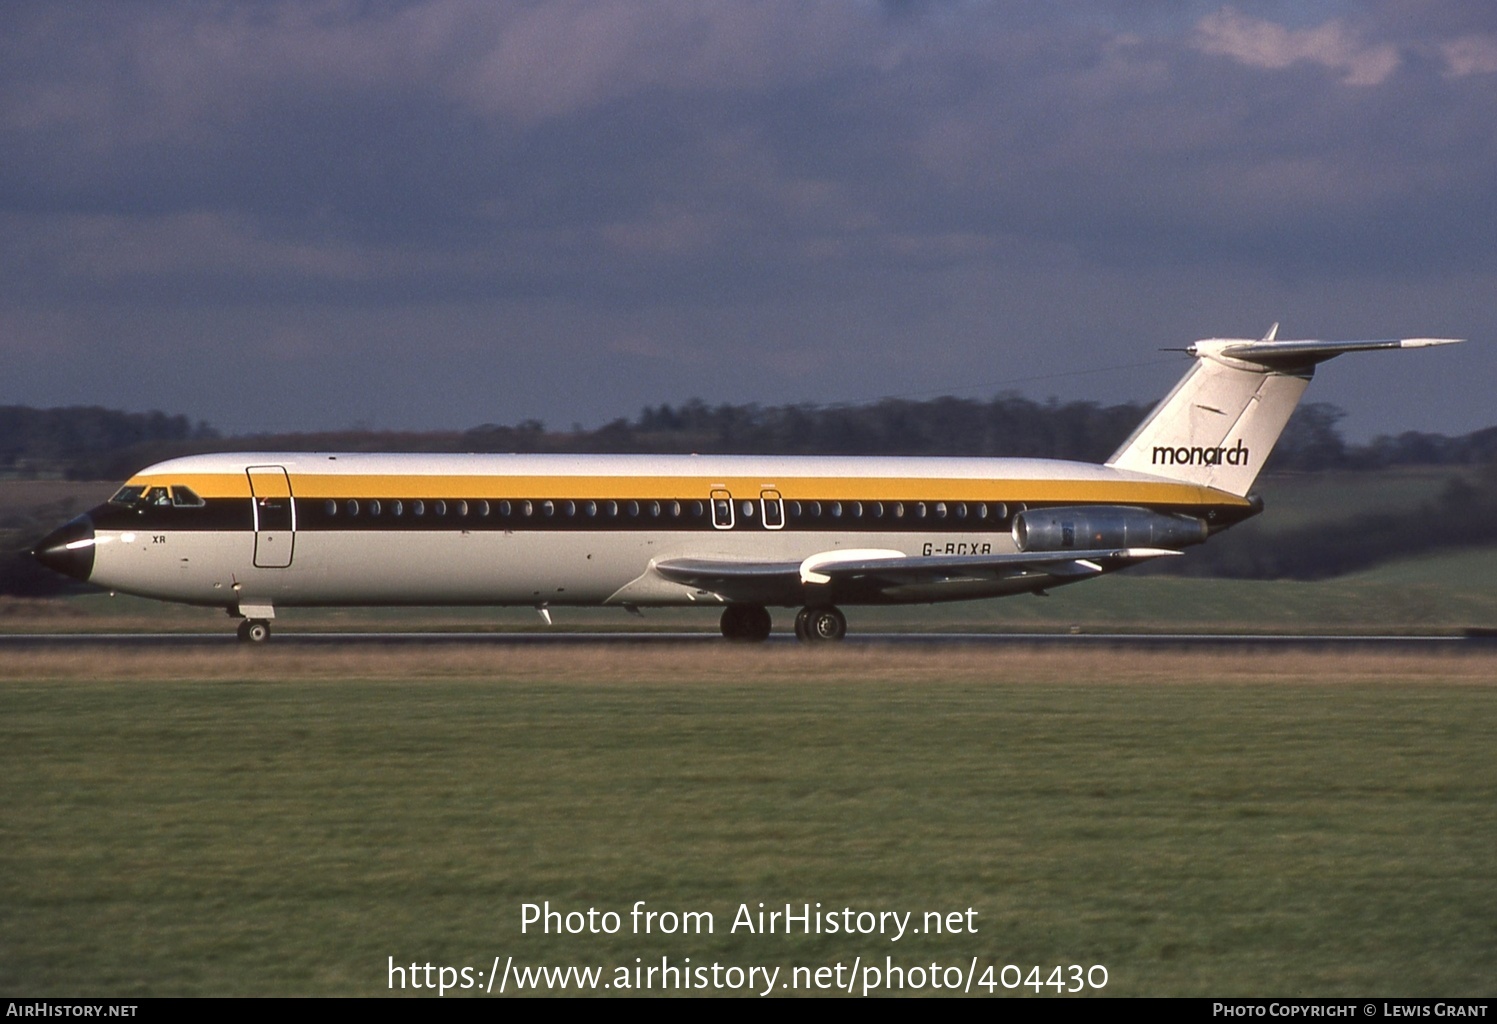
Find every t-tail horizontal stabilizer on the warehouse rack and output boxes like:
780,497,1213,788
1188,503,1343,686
1107,331,1463,497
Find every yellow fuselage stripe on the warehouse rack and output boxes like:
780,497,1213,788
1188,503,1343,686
131,471,1250,508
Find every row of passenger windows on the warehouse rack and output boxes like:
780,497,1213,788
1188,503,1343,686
317,497,1009,522
323,498,702,520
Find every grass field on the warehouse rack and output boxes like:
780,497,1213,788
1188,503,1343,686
6,545,1495,637
3,645,1494,997
4,470,1494,996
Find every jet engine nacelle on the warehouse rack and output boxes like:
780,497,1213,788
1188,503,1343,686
1012,505,1208,553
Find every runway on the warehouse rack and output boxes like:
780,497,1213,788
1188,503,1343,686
0,630,1488,650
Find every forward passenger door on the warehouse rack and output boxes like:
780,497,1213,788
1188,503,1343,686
247,465,296,568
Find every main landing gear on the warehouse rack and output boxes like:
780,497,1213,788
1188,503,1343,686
720,605,848,643
236,619,271,644
720,604,772,643
794,606,846,643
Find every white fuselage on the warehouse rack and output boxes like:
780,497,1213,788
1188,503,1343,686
72,451,1248,612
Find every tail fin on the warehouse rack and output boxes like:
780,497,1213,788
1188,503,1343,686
1106,330,1463,497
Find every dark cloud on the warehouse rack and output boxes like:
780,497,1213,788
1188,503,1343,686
0,1,1491,439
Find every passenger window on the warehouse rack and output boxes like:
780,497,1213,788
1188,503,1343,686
412,500,425,516
433,500,446,516
324,500,337,516
347,499,360,516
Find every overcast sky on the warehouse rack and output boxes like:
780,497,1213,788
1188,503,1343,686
2,1,1492,439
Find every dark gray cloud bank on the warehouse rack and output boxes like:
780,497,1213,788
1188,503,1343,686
2,2,1492,438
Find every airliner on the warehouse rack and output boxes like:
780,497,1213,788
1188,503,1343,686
32,330,1462,642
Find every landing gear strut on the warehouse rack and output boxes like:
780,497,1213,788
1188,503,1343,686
720,605,772,643
794,606,846,643
237,619,271,644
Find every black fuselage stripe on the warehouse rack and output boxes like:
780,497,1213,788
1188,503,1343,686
90,496,1252,533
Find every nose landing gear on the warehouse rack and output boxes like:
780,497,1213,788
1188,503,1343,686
236,619,272,644
231,604,276,643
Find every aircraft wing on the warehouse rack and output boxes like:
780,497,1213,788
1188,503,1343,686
654,547,1181,605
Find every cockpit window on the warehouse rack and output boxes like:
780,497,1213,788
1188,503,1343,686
108,484,205,508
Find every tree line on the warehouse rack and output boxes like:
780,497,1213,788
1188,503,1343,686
3,398,1495,594
0,406,216,479
1171,460,1497,580
5,397,1496,480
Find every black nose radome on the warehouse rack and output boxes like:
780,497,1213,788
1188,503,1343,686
31,515,96,583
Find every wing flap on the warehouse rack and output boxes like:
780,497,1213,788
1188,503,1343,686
654,558,803,588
